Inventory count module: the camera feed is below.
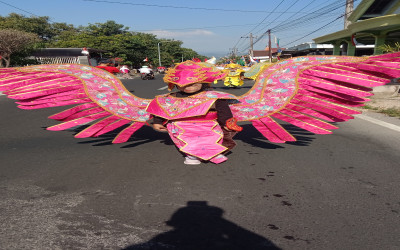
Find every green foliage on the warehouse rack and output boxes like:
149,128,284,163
0,29,40,67
81,20,129,36
0,13,76,41
0,13,207,67
363,105,400,118
378,42,400,53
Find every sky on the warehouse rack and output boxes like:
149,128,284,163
0,0,360,57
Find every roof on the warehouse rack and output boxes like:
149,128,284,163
253,50,269,57
287,42,334,51
32,48,107,57
349,0,400,21
314,0,400,44
253,48,286,57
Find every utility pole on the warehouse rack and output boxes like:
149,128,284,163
229,48,238,60
241,33,256,57
268,29,272,63
342,0,354,55
250,33,254,57
344,0,354,29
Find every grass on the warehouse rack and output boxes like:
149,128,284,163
363,105,400,118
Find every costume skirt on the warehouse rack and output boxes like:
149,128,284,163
166,112,228,163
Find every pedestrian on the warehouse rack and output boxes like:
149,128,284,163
119,65,131,79
146,60,242,165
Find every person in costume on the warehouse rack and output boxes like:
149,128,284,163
223,63,245,88
146,61,243,165
2,53,400,166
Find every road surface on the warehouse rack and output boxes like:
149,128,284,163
1,75,399,249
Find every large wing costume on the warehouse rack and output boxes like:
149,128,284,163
1,52,399,145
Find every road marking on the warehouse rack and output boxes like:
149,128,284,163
356,114,400,132
158,86,168,90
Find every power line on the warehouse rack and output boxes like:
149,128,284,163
0,0,40,18
270,0,345,33
239,0,356,52
269,0,317,31
136,23,262,32
83,0,313,13
231,0,285,51
252,0,301,36
242,0,285,36
280,14,343,47
0,0,57,23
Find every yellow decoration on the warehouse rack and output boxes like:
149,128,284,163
223,68,245,87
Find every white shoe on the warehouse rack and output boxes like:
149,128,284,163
184,156,201,165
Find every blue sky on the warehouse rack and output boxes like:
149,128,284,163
0,0,359,57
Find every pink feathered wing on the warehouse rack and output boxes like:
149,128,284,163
231,52,400,143
0,64,150,143
1,53,400,145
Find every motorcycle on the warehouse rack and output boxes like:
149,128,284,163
141,72,155,80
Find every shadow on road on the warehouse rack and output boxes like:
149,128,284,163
234,124,315,149
123,201,281,250
65,122,315,149
70,125,173,147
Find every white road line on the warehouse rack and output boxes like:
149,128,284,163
356,114,400,133
157,86,168,90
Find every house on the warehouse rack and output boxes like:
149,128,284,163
31,48,106,65
313,0,400,55
252,47,287,61
283,42,375,57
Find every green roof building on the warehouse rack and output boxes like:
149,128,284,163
313,0,400,55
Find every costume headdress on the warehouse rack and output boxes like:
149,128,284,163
163,60,227,91
225,63,242,69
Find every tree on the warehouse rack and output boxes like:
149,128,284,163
82,20,129,36
0,13,76,41
0,29,39,67
0,14,207,67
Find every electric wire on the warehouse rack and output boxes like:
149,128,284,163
268,0,317,31
270,0,345,33
0,0,43,19
252,0,301,36
238,0,356,53
231,0,285,53
0,0,58,23
280,14,344,47
83,0,307,13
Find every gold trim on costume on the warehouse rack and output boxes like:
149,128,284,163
173,119,227,161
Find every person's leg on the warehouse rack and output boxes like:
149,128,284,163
184,155,201,165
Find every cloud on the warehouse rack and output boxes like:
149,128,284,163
145,29,228,56
147,29,215,39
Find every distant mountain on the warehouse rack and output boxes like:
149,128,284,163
198,51,228,59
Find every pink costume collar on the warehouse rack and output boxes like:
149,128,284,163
146,91,237,120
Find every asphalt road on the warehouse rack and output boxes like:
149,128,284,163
1,75,400,249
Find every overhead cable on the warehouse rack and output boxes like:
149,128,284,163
280,14,344,47
83,0,306,13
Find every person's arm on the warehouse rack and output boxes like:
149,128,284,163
215,99,233,126
215,99,242,132
152,116,168,132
